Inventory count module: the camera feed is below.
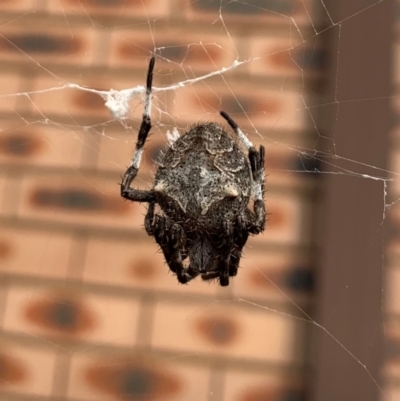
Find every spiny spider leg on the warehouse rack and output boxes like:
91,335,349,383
169,224,199,284
153,215,175,271
144,201,156,235
153,217,198,283
220,110,253,150
121,56,156,203
228,215,250,277
219,221,234,286
220,110,266,234
249,144,266,233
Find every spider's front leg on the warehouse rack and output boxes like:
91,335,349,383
121,57,156,203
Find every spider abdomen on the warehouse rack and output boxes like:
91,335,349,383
154,123,252,231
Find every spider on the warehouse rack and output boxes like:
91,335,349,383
121,57,266,286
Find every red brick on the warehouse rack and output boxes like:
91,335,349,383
386,268,400,315
68,353,209,401
0,119,85,168
183,0,317,27
251,192,311,246
96,124,169,174
83,237,219,296
0,73,22,115
0,228,72,279
249,36,324,78
0,26,98,66
17,174,144,230
232,248,312,304
109,29,237,73
30,72,157,122
383,320,400,379
152,301,306,364
0,175,8,215
47,0,170,19
0,0,35,12
173,83,308,131
224,371,305,401
0,340,57,397
3,286,141,346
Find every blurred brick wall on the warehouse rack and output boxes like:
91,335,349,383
0,1,323,400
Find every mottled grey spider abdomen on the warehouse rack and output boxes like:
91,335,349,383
120,57,266,286
154,123,252,232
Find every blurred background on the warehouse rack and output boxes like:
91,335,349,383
0,0,396,400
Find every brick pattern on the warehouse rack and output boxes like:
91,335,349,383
0,1,324,401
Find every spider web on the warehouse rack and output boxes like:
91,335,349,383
0,0,397,400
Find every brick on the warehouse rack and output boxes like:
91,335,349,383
31,77,111,121
383,320,400,379
389,147,400,196
231,249,312,303
0,228,72,279
0,340,56,397
0,0,35,11
109,29,236,73
96,124,168,173
384,386,400,401
47,0,170,19
83,237,219,296
172,83,308,131
17,174,144,230
68,353,209,401
252,192,311,246
151,301,306,364
0,25,98,66
0,174,8,215
249,36,324,78
30,72,152,122
183,0,317,27
0,73,22,115
0,120,85,168
385,268,400,315
3,286,140,346
224,371,305,401
394,43,400,84
262,138,321,188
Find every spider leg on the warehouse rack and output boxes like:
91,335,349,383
153,216,198,283
249,145,266,233
220,111,253,150
219,111,266,233
121,57,156,203
169,224,199,284
229,216,250,277
153,214,174,271
219,221,234,286
144,201,156,235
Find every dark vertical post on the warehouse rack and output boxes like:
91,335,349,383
312,1,393,401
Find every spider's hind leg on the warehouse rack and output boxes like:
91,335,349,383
121,57,156,203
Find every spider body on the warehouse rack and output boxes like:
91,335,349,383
154,122,252,231
121,57,266,286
